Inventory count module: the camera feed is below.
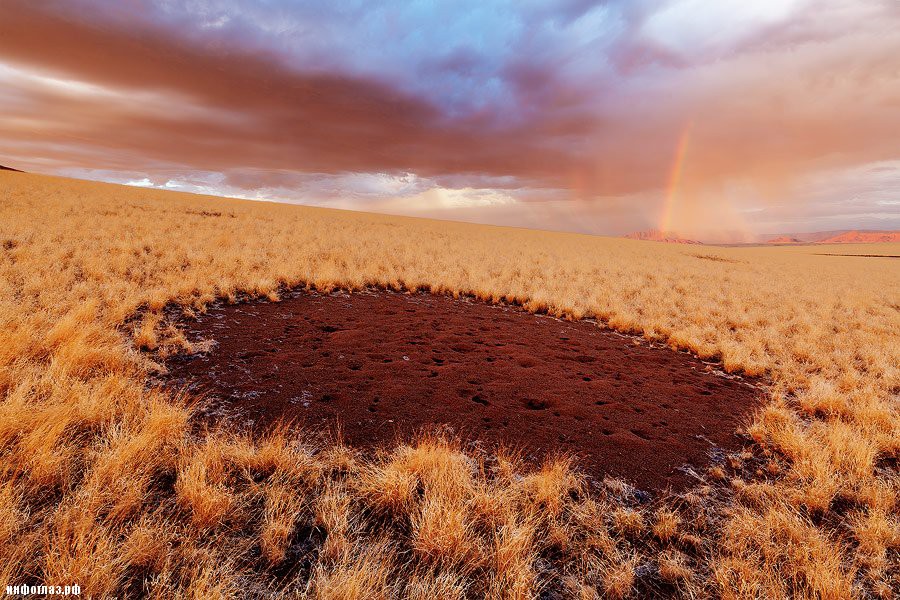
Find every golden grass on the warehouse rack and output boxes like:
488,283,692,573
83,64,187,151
0,171,898,598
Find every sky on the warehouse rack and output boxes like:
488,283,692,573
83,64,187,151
1,0,898,240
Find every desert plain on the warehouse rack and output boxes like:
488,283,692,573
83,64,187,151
1,170,898,598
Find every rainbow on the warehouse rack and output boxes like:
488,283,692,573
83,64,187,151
659,121,693,233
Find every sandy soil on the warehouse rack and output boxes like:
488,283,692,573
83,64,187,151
162,289,764,492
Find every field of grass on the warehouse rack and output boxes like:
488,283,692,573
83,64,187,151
1,171,898,598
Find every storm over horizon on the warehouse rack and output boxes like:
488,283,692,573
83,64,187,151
1,0,898,239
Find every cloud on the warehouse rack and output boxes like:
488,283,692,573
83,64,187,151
0,0,589,184
639,0,803,57
0,0,898,236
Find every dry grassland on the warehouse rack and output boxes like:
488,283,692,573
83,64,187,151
1,171,898,598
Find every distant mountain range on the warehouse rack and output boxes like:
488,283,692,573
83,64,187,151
626,229,900,245
623,229,702,244
760,230,900,244
765,235,804,244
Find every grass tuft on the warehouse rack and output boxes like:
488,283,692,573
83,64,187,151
0,172,897,597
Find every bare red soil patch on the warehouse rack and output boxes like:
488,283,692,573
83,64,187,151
161,290,764,493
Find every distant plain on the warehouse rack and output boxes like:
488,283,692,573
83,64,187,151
1,171,897,598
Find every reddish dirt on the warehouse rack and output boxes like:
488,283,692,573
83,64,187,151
161,290,764,493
